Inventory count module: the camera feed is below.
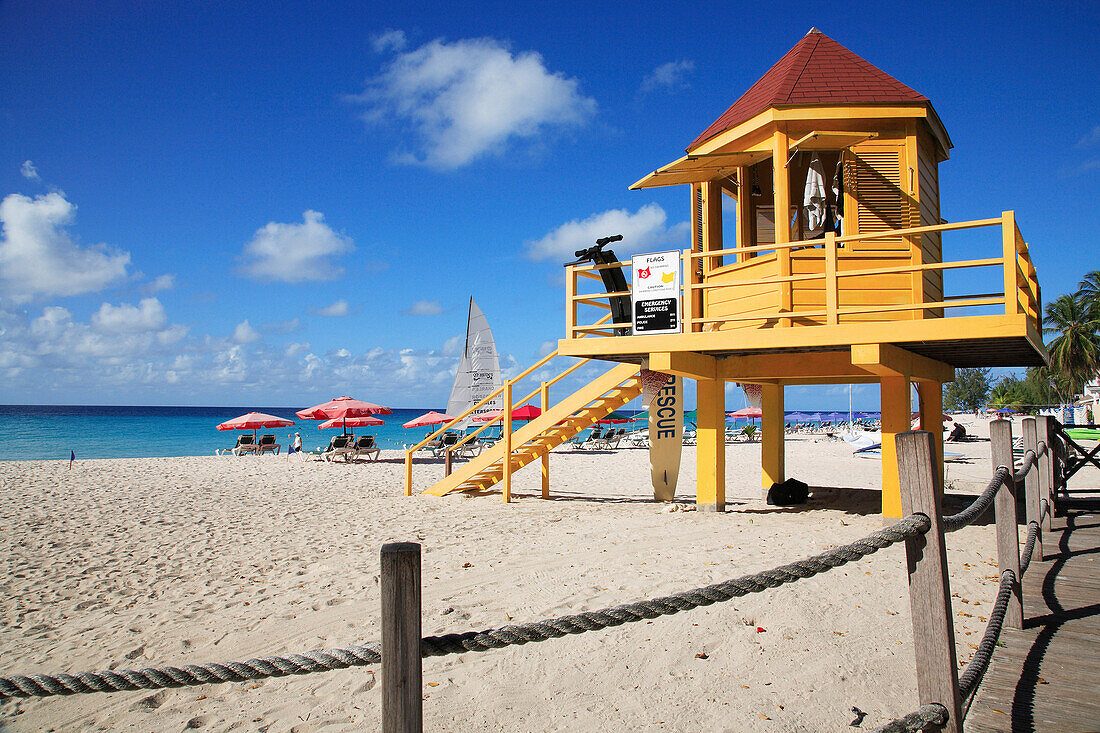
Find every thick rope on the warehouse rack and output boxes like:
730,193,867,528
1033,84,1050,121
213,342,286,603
0,644,382,700
1019,522,1040,576
958,570,1014,698
943,466,1009,532
871,703,949,733
0,514,930,702
1013,449,1037,484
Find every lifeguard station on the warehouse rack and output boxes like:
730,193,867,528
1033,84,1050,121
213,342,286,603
409,29,1045,517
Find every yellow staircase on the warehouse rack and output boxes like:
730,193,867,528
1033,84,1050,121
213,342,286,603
422,362,641,497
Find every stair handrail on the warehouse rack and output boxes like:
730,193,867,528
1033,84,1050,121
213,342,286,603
404,313,614,494
442,313,615,452
448,356,599,453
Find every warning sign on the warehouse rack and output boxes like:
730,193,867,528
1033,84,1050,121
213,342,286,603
631,251,681,335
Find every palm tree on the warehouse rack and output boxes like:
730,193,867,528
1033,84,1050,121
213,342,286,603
1079,270,1100,314
1043,293,1100,396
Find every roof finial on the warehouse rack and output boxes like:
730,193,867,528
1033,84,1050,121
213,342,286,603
806,27,821,35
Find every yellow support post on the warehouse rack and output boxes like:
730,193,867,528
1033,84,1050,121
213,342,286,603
1002,211,1017,316
916,381,945,492
404,450,413,496
880,375,911,517
772,127,792,327
824,232,838,325
696,378,725,512
540,381,550,499
502,381,512,503
761,383,785,491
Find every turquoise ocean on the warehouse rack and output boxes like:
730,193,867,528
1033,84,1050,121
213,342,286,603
0,405,873,461
0,405,454,461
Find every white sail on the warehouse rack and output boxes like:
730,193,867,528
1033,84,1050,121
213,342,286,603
446,298,503,427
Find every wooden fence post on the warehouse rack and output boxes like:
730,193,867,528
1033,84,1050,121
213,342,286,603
1021,417,1043,563
381,542,422,733
989,419,1023,629
1035,416,1054,529
896,430,963,733
444,447,452,477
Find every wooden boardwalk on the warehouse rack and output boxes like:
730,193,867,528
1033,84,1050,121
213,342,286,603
966,497,1100,732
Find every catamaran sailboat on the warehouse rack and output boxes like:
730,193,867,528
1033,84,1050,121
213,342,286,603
446,298,503,429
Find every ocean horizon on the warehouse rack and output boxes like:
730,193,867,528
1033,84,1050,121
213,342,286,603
0,404,878,461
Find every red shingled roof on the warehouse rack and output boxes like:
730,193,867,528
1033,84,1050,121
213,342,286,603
688,29,928,151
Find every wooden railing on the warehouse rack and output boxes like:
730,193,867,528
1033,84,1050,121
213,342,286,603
564,212,1040,338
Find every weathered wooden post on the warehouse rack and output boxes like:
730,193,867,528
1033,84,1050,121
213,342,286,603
1021,417,1043,563
896,430,963,733
989,419,1023,629
1035,416,1054,530
444,447,452,477
381,542,422,733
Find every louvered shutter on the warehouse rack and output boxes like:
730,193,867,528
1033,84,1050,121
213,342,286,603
848,147,914,250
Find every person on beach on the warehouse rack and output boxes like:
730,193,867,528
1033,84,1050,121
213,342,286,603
287,431,303,461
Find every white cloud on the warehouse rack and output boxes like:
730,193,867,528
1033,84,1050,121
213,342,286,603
92,298,168,333
141,274,174,294
356,36,596,169
1078,125,1100,148
285,341,310,357
265,317,301,333
233,319,261,344
404,299,442,316
239,210,354,282
20,161,41,181
372,29,407,53
525,203,690,260
0,192,130,302
314,299,350,317
641,60,694,93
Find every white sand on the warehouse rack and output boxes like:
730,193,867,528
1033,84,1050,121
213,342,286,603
0,418,1029,731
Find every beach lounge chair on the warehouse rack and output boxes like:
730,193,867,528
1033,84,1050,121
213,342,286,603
431,432,460,458
226,434,258,456
572,427,603,449
592,428,626,450
452,436,488,459
256,434,281,455
350,435,380,462
323,434,355,462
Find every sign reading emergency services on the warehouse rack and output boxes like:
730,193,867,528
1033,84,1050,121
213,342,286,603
631,251,681,334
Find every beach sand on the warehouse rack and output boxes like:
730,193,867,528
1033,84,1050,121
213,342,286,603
0,417,1041,731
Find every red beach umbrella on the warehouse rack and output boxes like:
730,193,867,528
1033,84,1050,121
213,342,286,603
402,411,456,429
473,404,542,422
296,396,392,420
216,412,295,440
728,407,763,418
318,415,385,429
217,412,295,432
297,395,392,433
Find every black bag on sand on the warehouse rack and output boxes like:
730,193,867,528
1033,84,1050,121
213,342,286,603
767,478,809,506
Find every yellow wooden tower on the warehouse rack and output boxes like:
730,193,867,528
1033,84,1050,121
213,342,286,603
558,29,1046,516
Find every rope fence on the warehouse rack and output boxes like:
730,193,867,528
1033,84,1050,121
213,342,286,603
877,420,1058,732
0,418,1065,732
0,514,929,702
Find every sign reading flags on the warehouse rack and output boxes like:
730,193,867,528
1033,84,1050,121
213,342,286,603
631,251,681,334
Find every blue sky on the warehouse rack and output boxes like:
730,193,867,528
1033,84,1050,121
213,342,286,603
2,1,1097,409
